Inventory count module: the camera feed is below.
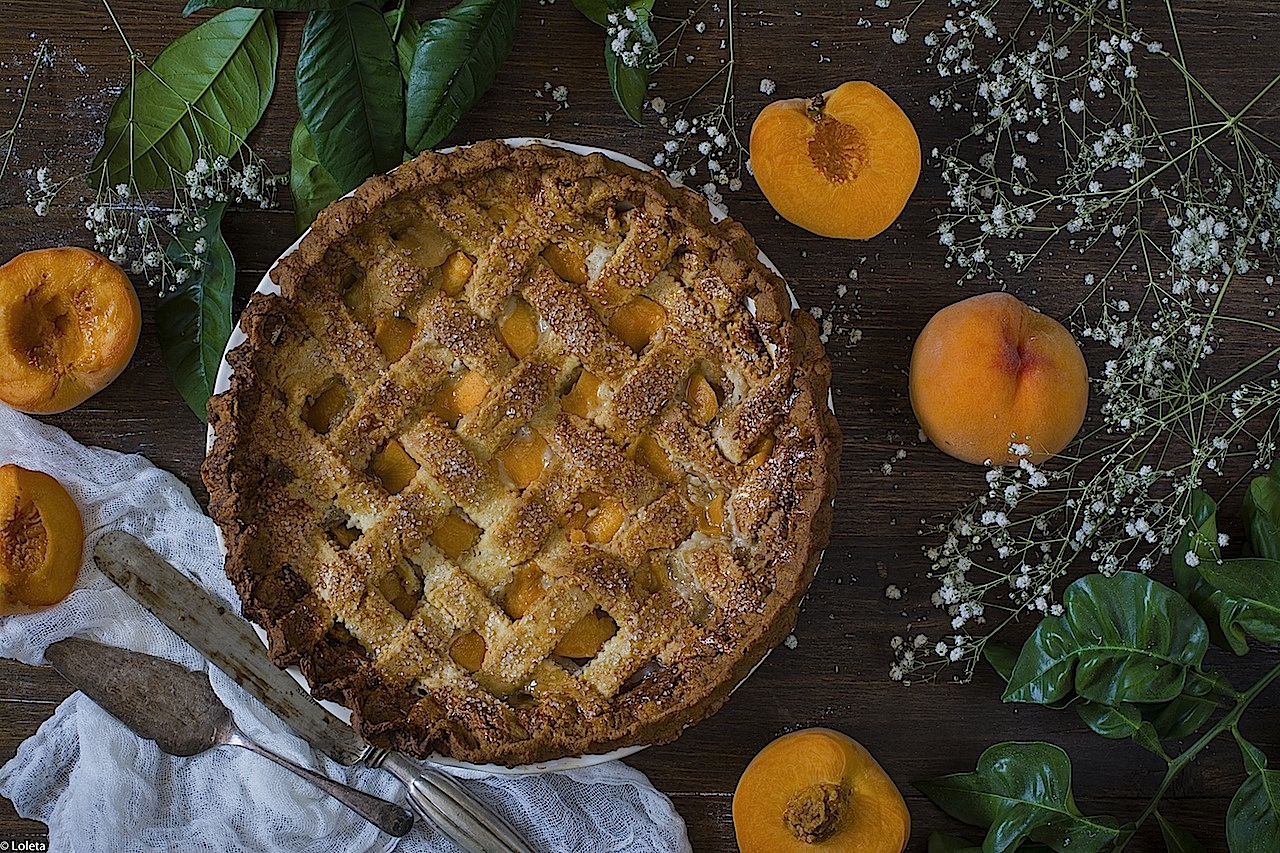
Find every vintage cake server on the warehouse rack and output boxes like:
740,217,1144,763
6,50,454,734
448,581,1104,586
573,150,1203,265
44,636,414,837
93,531,535,853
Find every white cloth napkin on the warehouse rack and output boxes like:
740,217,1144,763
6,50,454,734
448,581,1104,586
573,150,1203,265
0,406,691,853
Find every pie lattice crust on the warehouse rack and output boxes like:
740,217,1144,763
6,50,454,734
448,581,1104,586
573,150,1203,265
204,141,839,766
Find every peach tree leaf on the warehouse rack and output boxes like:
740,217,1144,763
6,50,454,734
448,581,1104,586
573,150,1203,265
184,0,356,14
93,9,277,191
289,120,341,233
157,202,232,421
297,2,404,192
405,0,520,152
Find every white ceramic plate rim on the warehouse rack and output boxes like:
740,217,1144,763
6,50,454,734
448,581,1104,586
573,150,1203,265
206,137,819,775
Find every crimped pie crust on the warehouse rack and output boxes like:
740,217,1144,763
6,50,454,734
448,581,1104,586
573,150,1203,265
204,141,840,766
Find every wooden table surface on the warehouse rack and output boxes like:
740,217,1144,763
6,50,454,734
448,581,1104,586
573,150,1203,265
2,1,1278,850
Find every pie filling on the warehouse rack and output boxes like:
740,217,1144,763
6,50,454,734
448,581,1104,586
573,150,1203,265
204,141,840,765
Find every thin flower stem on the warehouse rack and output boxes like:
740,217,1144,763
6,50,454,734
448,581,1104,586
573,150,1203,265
0,42,49,178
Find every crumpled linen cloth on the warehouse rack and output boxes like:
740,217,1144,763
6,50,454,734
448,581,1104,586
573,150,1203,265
0,406,691,853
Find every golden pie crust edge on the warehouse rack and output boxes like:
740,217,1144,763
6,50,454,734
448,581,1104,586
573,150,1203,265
203,140,840,766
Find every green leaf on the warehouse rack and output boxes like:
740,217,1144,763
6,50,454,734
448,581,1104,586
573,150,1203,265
1174,490,1252,655
1245,460,1280,561
386,3,421,84
926,832,1055,853
1227,769,1280,852
983,642,1019,685
915,742,1120,853
1147,690,1218,741
1075,700,1143,739
157,203,234,421
1235,731,1268,775
1004,572,1209,707
1198,558,1280,645
570,0,611,26
297,2,404,193
93,9,277,192
604,2,657,125
1075,701,1165,755
1156,812,1208,853
184,0,355,14
405,0,520,153
289,120,342,233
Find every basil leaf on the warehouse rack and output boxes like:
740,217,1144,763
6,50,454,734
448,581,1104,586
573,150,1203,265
915,742,1120,853
605,2,657,125
93,9,277,191
1156,813,1208,853
1174,490,1252,655
289,120,341,233
406,0,520,153
157,203,234,421
184,0,355,14
297,2,404,193
1245,460,1280,560
1004,572,1209,707
1227,770,1280,852
1198,558,1280,645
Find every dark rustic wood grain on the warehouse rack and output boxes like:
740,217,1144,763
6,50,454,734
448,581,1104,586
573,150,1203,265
2,1,1279,850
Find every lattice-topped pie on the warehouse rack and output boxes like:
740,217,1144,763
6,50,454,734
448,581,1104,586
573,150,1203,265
204,141,839,766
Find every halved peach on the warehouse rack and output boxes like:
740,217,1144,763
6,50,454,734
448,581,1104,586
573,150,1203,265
0,247,141,413
750,82,920,239
733,728,910,853
0,464,84,614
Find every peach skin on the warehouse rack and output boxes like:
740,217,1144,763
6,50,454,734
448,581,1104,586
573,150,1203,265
909,292,1089,465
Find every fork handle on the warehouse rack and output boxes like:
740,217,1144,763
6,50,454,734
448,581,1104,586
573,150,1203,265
374,750,536,853
226,729,414,837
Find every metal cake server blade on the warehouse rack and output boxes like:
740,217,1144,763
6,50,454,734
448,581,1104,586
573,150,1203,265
44,637,413,837
93,531,534,853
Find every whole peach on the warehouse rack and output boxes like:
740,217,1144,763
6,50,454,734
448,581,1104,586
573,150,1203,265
909,292,1089,465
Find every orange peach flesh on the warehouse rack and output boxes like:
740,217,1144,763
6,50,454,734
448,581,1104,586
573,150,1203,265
749,81,920,240
909,291,1089,465
0,248,141,414
0,464,84,613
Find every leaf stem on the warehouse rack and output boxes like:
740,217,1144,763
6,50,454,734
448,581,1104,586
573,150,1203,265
1115,661,1280,849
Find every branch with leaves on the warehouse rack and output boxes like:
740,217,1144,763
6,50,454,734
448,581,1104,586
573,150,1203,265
917,464,1280,851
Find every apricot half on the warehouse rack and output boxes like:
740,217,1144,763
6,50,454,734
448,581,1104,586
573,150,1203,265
733,728,910,853
0,464,84,614
0,248,141,414
909,292,1089,465
750,81,921,239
